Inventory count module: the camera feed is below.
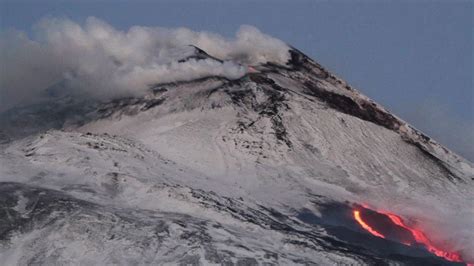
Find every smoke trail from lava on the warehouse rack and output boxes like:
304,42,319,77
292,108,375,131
352,200,474,264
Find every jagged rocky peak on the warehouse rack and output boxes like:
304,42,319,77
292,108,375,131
178,45,225,63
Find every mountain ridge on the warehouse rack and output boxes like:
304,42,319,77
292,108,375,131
0,45,472,265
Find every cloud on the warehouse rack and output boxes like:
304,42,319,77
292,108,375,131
0,17,290,111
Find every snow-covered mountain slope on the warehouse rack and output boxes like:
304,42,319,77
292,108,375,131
1,46,473,265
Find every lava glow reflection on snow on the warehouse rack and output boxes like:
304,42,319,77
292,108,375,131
353,208,469,264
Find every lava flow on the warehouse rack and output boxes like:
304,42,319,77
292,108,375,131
353,207,470,264
353,210,385,239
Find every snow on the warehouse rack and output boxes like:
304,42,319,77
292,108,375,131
0,47,473,264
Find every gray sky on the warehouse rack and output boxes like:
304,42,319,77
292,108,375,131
0,0,472,160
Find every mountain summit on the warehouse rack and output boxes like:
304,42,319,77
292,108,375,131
1,43,473,265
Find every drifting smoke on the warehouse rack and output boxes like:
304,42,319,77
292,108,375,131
0,17,290,111
399,99,474,162
355,195,474,263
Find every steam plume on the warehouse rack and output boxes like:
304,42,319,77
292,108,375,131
0,17,290,111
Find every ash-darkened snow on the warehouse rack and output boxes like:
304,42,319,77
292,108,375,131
1,18,473,265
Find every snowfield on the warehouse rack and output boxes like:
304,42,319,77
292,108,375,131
1,47,473,265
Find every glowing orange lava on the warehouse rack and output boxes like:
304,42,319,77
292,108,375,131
353,208,470,264
353,210,385,238
384,212,463,263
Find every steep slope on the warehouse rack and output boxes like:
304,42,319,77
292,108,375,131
1,46,473,265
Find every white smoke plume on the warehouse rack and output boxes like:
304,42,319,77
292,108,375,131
0,17,290,111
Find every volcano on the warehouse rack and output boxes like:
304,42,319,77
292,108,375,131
1,39,473,265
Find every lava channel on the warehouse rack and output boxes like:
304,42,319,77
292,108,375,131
353,206,471,265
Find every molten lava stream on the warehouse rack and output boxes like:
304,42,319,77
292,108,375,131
383,213,463,263
353,210,385,238
353,209,470,264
